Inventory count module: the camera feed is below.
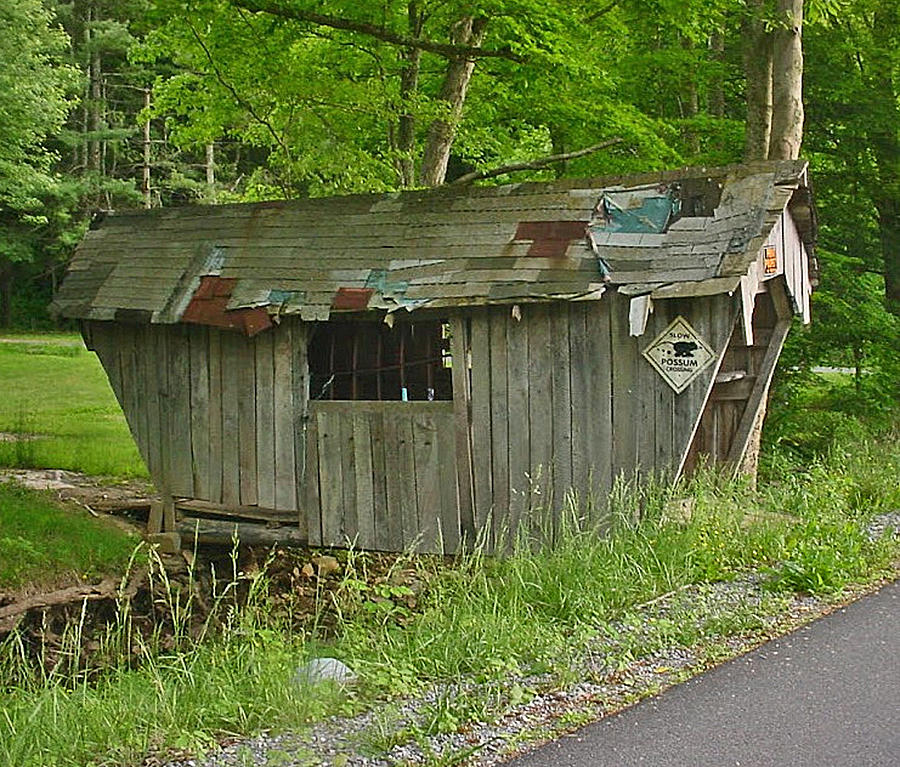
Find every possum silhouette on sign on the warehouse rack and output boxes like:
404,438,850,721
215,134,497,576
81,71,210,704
669,341,698,357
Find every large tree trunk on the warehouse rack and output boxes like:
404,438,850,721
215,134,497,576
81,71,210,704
396,3,423,188
419,16,487,187
743,0,773,160
740,0,805,482
397,46,421,187
768,0,804,160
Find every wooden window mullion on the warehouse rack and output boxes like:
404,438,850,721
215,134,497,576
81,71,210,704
329,332,336,400
351,332,359,399
399,324,407,399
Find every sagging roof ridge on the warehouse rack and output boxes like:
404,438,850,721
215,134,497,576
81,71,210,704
53,160,813,328
87,159,809,223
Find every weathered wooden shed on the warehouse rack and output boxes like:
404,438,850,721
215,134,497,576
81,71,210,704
53,160,815,553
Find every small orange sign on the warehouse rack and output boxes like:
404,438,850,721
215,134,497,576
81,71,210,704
763,246,778,275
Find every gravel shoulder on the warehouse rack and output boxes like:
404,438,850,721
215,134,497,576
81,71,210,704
156,526,900,767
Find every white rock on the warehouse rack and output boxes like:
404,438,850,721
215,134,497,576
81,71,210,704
294,657,357,686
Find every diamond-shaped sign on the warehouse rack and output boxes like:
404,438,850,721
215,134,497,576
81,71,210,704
643,316,716,394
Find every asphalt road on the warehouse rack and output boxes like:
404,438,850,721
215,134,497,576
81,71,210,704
509,580,900,767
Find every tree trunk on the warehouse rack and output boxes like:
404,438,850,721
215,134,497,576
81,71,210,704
397,47,421,187
709,29,726,118
206,142,216,201
419,16,487,187
875,195,900,316
396,3,423,188
768,0,804,160
0,265,14,329
743,0,773,160
87,4,102,174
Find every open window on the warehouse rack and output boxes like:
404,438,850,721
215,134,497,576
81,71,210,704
308,319,453,401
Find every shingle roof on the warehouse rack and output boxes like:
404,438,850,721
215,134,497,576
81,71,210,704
52,160,813,328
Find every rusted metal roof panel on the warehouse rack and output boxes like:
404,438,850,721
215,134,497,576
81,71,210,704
52,160,814,329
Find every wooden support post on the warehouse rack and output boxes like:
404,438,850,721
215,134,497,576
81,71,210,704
147,499,163,534
725,319,791,472
163,498,177,532
449,317,475,545
148,496,182,552
147,496,178,534
726,280,794,475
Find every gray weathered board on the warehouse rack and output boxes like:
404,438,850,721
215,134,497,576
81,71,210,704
453,292,737,547
85,288,739,554
305,401,458,553
87,318,310,531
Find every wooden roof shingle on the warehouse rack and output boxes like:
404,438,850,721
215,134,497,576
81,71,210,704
53,160,814,326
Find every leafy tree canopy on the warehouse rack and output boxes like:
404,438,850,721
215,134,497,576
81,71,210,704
0,0,78,224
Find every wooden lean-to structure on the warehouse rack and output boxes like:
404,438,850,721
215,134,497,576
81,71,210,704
53,160,816,552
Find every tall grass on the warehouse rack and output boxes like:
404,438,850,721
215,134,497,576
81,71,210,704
0,547,344,767
2,429,897,766
335,441,897,688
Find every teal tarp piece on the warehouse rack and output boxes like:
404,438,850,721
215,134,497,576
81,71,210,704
595,188,680,234
366,269,410,297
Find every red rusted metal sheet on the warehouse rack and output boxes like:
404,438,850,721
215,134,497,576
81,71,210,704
332,287,374,310
515,221,587,258
181,276,273,336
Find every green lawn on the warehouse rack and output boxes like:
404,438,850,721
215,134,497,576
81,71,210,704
0,482,138,591
0,334,147,478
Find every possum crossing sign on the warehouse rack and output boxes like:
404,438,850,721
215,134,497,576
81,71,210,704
642,316,715,394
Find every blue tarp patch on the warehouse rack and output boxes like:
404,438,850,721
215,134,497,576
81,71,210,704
597,187,681,233
366,269,409,297
268,289,298,303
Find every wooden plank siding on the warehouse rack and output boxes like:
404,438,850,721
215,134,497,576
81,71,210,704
166,324,194,497
449,317,476,545
219,331,241,508
306,401,457,553
465,302,616,544
462,295,735,546
188,325,210,499
85,317,310,527
85,288,739,554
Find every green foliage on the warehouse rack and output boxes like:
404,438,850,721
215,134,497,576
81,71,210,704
137,0,707,195
0,483,137,590
335,434,899,693
803,0,900,315
0,551,343,767
760,437,900,593
0,0,81,326
0,0,77,216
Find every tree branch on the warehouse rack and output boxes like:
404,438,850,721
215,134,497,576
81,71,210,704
448,138,624,186
585,1,620,23
186,21,292,162
229,0,524,61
